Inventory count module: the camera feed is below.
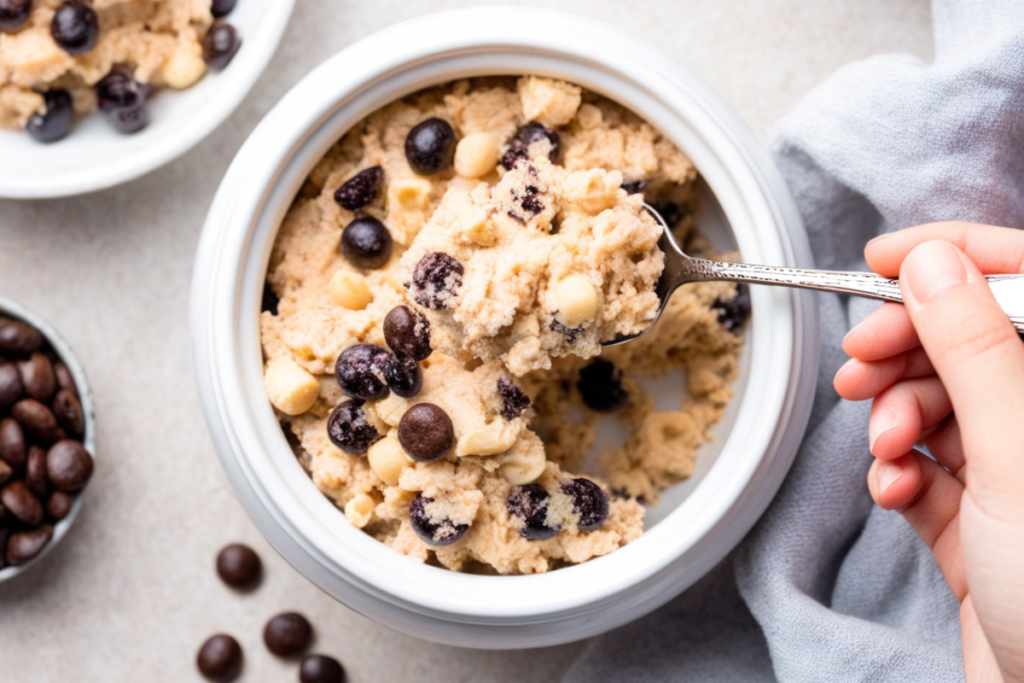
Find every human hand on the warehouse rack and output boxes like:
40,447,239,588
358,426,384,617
833,222,1024,683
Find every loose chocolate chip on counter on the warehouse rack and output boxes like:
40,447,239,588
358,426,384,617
409,494,468,546
497,379,530,420
0,318,43,356
52,388,84,437
211,0,236,17
0,0,31,32
334,166,384,211
576,360,629,413
203,20,241,70
410,252,463,309
0,460,12,486
506,483,559,540
404,118,455,175
0,362,25,412
216,543,262,590
1,480,43,526
263,612,313,657
45,491,74,522
383,355,422,399
46,439,93,492
397,403,453,463
712,286,752,333
383,306,432,361
560,478,609,532
26,445,50,499
19,352,56,402
326,400,382,455
197,634,244,682
6,525,53,566
621,179,646,195
500,121,560,170
334,344,392,401
53,362,78,399
340,217,392,270
11,398,60,444
300,654,346,683
50,1,98,55
0,417,27,471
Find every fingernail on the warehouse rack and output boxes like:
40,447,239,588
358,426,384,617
877,460,903,494
903,241,968,303
869,407,898,454
866,233,891,248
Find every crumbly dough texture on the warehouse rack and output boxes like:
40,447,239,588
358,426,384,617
262,77,744,574
0,0,212,128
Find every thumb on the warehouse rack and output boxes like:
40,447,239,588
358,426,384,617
900,240,1024,513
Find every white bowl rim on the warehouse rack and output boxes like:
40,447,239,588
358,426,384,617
191,7,820,633
0,0,296,199
0,297,97,582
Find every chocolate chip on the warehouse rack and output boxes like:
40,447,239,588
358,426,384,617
0,460,12,486
0,0,32,31
263,612,313,657
397,403,454,463
383,306,432,361
501,121,560,169
712,286,752,333
0,318,43,356
340,216,393,270
300,654,346,683
334,166,384,211
50,1,98,55
410,252,463,309
26,89,73,143
549,319,581,344
0,417,26,471
409,494,468,546
652,201,683,229
26,445,50,499
383,355,422,399
621,179,646,195
1,480,43,526
53,362,78,399
496,379,530,420
19,352,55,402
0,362,25,412
11,398,60,444
211,0,236,18
197,634,243,682
45,491,74,522
404,118,455,176
6,525,53,566
96,67,150,113
506,483,559,540
203,20,241,70
576,360,628,413
326,400,382,455
334,344,391,401
560,478,609,532
261,280,280,315
46,439,93,492
216,543,262,590
52,388,84,437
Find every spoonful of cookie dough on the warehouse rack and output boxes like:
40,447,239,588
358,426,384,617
605,205,1024,347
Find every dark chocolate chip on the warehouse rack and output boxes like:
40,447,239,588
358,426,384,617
6,525,53,566
26,445,50,499
203,20,241,70
263,612,313,657
0,460,12,486
496,379,530,420
383,354,422,399
46,439,93,492
53,362,77,399
52,388,84,437
197,634,243,682
0,318,44,356
652,201,683,229
383,305,431,361
11,398,60,444
340,216,393,270
0,417,27,471
576,360,628,413
19,352,55,402
404,118,455,176
712,286,752,333
397,403,454,463
549,319,581,344
106,101,149,134
501,121,560,169
50,1,98,55
45,491,74,522
621,179,646,195
560,478,609,532
261,280,280,315
0,362,24,413
216,543,262,590
326,400,382,455
26,89,73,143
96,67,150,113
409,494,468,546
410,252,463,309
300,654,346,683
211,0,236,17
334,344,391,401
334,166,384,211
1,480,43,526
0,0,32,32
506,483,559,540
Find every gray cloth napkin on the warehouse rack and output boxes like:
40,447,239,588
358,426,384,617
565,0,1024,680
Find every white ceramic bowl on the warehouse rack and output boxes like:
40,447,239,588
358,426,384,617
0,297,96,583
0,0,295,199
190,8,820,649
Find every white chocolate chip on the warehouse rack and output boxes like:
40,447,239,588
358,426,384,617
344,493,376,528
161,43,207,90
499,445,547,485
551,274,599,328
454,132,499,179
367,433,412,486
458,420,519,457
264,357,320,415
329,270,372,310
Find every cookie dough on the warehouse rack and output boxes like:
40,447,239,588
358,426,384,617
261,76,747,574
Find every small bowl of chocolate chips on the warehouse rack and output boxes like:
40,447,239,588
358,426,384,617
0,298,95,582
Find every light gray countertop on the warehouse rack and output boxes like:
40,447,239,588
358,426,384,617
0,1,932,680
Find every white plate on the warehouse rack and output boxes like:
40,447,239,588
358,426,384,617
0,0,295,199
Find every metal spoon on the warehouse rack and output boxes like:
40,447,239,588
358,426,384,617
604,205,1024,346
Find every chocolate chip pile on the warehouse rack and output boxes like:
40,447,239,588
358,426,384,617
0,315,92,569
196,543,346,683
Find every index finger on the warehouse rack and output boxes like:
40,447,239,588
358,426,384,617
865,222,1024,277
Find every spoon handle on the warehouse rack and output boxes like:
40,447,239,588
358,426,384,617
686,258,1024,333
